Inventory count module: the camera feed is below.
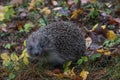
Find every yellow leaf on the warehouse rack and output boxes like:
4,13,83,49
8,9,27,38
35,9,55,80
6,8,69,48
19,49,29,59
0,12,5,21
10,53,19,61
23,40,26,47
23,57,29,65
71,9,83,19
1,53,10,60
23,49,29,57
89,23,98,32
64,67,76,78
106,30,116,40
97,49,112,56
80,70,89,80
41,7,51,15
101,25,106,29
97,49,104,53
3,60,10,66
103,50,111,56
14,63,20,70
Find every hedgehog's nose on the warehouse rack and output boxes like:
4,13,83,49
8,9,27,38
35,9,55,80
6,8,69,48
34,52,39,56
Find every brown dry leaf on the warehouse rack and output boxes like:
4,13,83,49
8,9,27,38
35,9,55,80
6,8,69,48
106,30,116,40
17,21,23,30
45,70,55,77
97,49,112,55
80,70,89,80
71,9,83,19
10,0,23,6
109,19,117,25
28,0,36,11
41,7,51,15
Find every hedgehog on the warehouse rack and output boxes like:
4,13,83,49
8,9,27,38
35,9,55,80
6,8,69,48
26,21,86,68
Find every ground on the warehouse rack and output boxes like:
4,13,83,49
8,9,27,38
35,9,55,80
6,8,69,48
0,0,120,80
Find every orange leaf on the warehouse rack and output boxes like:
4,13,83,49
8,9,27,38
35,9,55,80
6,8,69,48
71,9,83,19
17,21,23,30
28,0,36,11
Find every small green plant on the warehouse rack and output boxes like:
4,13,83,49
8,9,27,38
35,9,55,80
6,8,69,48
5,43,11,49
103,37,120,48
5,43,16,49
90,53,101,61
20,23,34,33
77,56,88,66
0,5,15,22
23,23,34,33
85,3,100,19
63,61,72,72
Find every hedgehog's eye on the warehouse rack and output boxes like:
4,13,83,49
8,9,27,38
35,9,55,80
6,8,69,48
28,46,33,50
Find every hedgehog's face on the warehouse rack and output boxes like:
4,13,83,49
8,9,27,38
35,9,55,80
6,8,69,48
26,38,43,58
26,35,54,59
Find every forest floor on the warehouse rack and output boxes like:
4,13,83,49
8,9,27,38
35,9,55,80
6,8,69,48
0,0,120,80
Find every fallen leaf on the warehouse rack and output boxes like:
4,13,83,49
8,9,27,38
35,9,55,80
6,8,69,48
101,25,106,29
89,23,98,32
64,67,76,78
80,70,89,80
0,12,5,21
17,21,23,30
1,53,10,60
23,57,29,65
10,53,19,62
19,49,29,60
54,73,65,78
52,7,62,11
106,30,116,40
97,49,112,56
41,7,51,15
85,37,92,49
71,9,83,19
3,60,10,66
28,0,36,11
